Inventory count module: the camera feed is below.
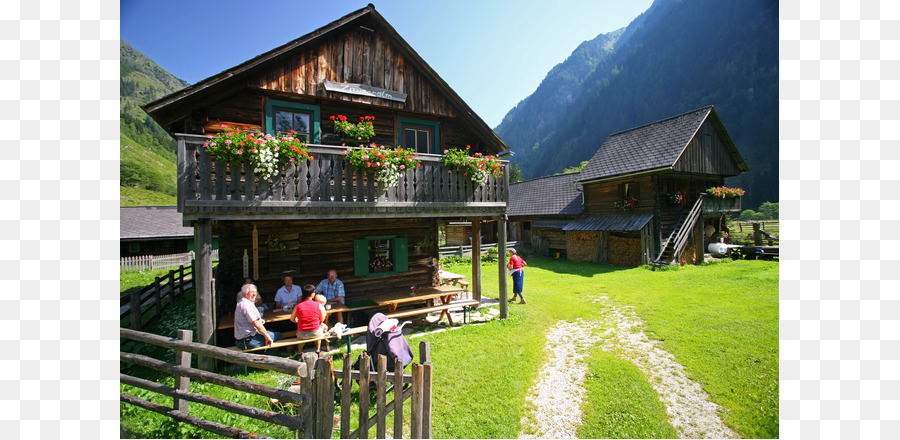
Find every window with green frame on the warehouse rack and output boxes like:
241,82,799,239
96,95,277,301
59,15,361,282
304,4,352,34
398,117,439,154
353,235,408,277
265,99,321,143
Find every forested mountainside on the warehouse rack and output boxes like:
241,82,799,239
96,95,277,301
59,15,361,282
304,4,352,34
120,40,189,206
495,0,778,209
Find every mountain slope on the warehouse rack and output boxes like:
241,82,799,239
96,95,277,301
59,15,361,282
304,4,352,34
495,0,778,210
496,28,623,167
120,40,189,204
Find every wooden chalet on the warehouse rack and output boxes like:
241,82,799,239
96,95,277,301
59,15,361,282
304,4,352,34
573,106,749,266
142,5,512,362
507,172,583,258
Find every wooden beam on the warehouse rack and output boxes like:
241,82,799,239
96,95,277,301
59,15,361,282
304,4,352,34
498,215,508,319
470,217,482,302
194,219,216,371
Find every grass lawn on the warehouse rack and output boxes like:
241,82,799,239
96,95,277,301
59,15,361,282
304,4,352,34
120,254,778,438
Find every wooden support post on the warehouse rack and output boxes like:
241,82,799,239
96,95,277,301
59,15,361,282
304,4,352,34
498,215,508,319
173,329,192,414
194,218,215,371
471,217,482,302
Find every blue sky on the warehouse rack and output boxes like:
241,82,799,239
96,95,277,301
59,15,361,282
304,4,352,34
121,0,654,128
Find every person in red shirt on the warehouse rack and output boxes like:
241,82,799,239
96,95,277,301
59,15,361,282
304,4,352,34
507,248,528,304
290,284,329,353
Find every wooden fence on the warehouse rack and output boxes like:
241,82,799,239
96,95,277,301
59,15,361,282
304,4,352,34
439,241,518,258
121,250,219,272
120,327,433,439
120,264,192,331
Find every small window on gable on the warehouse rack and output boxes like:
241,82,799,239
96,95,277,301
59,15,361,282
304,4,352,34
129,242,140,253
265,99,321,143
399,117,439,154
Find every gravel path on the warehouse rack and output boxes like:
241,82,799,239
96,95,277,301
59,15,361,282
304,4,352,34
519,295,739,439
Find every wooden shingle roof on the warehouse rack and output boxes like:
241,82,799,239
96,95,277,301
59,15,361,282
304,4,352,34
508,172,583,217
578,106,748,183
121,206,193,240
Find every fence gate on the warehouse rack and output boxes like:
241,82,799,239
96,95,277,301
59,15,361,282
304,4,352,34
120,328,433,439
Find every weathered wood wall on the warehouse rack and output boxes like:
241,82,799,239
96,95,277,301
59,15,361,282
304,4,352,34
672,119,741,176
583,174,655,216
249,28,456,116
445,225,471,246
213,218,438,309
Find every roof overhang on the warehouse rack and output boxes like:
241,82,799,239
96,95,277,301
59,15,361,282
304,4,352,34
563,214,654,232
577,166,671,186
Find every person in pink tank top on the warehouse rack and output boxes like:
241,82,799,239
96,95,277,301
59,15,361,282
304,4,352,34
290,284,329,353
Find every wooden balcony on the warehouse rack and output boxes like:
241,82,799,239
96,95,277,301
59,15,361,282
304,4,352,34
175,134,509,221
701,195,742,214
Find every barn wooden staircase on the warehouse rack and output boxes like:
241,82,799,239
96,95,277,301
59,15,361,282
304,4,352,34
651,195,704,268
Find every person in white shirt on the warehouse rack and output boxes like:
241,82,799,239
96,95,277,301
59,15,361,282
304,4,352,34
274,275,302,310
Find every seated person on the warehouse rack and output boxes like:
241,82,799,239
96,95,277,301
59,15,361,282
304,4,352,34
274,274,302,310
234,284,282,352
290,284,329,353
242,278,266,311
316,269,345,324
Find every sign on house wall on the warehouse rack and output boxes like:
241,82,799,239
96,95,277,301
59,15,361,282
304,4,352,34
322,80,408,103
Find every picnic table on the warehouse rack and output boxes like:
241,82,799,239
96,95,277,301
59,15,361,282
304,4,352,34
217,302,348,330
369,284,469,325
439,270,471,299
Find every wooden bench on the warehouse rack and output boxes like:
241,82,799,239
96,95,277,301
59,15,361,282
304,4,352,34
386,299,480,325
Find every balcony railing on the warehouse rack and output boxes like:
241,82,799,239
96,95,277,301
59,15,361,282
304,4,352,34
701,196,742,214
175,134,509,219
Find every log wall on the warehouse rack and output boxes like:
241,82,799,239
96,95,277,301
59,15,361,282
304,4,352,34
583,174,655,216
213,218,438,309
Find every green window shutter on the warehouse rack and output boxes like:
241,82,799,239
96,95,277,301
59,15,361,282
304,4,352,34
392,237,408,273
353,239,368,276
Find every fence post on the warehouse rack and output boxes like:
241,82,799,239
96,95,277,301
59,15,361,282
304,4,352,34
458,245,463,257
376,355,388,439
393,359,403,439
420,341,432,438
410,363,423,439
176,265,184,297
154,276,163,321
173,329,192,413
358,352,371,439
129,289,142,331
299,352,318,439
314,355,334,440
